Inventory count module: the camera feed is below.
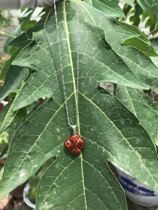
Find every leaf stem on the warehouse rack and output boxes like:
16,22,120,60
0,31,16,38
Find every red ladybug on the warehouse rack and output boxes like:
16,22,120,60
0,103,3,112
64,134,85,155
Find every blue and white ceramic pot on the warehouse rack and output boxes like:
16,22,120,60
117,168,158,207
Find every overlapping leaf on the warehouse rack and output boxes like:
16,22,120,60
116,86,158,145
137,0,158,30
117,21,157,56
89,0,124,17
11,1,156,111
97,17,158,91
0,66,29,102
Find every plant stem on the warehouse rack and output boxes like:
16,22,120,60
0,31,16,38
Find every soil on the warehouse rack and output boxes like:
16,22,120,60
0,184,32,210
0,196,148,210
128,199,148,210
0,196,32,210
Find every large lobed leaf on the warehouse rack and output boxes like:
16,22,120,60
11,2,146,111
116,86,158,145
1,0,158,209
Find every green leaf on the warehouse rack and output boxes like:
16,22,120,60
117,21,158,56
36,154,127,210
90,0,123,17
1,0,158,209
116,86,158,145
0,49,20,81
1,91,158,208
100,19,158,91
0,82,26,132
0,66,29,132
120,0,134,6
9,33,32,49
137,0,158,30
0,66,29,102
122,37,158,56
11,1,151,111
137,0,157,10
